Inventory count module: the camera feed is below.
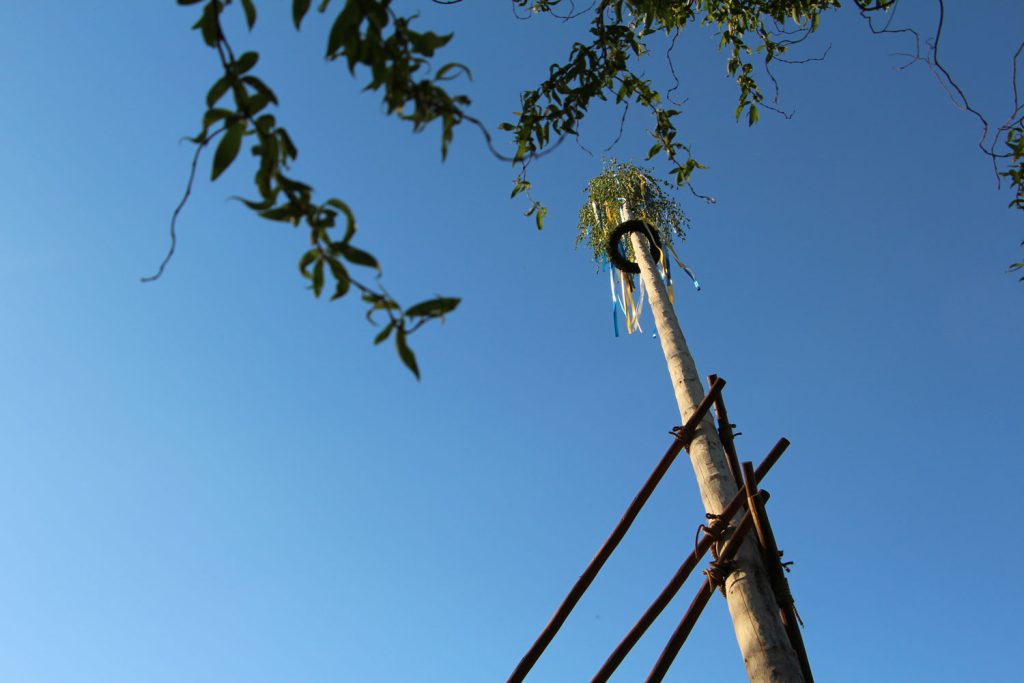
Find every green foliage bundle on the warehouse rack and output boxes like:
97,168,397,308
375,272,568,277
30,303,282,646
162,0,1022,373
169,0,468,378
576,161,687,266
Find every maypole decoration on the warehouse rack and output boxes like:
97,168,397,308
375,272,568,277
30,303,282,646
506,161,811,683
577,161,699,336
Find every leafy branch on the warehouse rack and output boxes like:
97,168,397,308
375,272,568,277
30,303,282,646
151,0,1022,379
153,0,469,377
504,0,842,218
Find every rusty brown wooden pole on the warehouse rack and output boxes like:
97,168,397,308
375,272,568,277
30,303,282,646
741,461,814,683
505,379,726,683
707,373,743,488
591,439,790,682
644,509,757,683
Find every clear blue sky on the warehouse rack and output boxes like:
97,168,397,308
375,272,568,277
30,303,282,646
1,2,1021,682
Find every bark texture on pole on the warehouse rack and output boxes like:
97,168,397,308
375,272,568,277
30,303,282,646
622,205,803,683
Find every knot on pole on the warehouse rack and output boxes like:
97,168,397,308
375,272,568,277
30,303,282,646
703,558,737,596
669,422,703,448
768,551,803,625
695,513,731,560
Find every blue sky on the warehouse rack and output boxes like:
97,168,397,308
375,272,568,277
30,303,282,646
1,2,1021,682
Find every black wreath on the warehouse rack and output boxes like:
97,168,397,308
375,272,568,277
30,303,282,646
606,219,663,274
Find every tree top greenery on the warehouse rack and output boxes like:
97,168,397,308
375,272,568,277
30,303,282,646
161,0,1024,375
576,160,688,266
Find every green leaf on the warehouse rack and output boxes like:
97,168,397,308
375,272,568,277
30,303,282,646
195,2,219,47
747,104,759,126
511,177,531,198
339,243,379,269
524,199,548,228
206,76,230,107
326,2,360,57
278,129,298,160
312,259,325,297
202,108,234,128
293,0,312,28
234,195,275,211
405,297,460,318
242,76,278,105
177,0,204,5
278,175,312,196
513,140,529,163
534,204,547,230
233,51,259,74
254,113,277,133
298,248,318,277
240,0,257,29
211,121,244,180
327,258,350,299
244,92,272,115
261,205,299,222
374,321,395,345
395,327,420,379
326,198,356,239
411,31,452,54
435,62,471,82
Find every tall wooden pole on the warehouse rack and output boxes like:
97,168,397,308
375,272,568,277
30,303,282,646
622,203,804,683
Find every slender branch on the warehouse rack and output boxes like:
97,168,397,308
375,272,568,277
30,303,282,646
141,126,226,283
605,99,630,152
775,42,831,65
861,0,1023,177
664,29,687,107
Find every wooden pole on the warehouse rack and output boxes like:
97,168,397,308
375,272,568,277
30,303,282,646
741,461,814,683
622,203,804,683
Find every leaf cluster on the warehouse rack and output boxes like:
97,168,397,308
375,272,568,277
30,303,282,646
320,0,471,158
174,0,466,377
163,0,1023,379
576,160,687,265
166,0,860,376
508,0,841,194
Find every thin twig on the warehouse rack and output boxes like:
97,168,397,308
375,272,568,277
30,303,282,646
142,127,226,283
